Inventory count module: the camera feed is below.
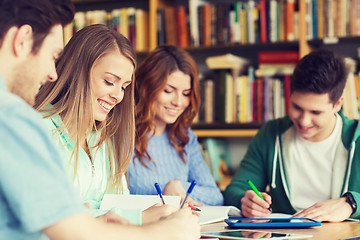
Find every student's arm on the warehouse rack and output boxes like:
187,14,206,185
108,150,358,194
292,197,353,222
44,208,200,240
223,125,272,217
181,130,224,206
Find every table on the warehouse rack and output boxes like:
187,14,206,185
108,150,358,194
201,221,360,240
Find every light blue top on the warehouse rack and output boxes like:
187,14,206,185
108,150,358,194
128,129,224,206
0,75,86,239
42,113,142,225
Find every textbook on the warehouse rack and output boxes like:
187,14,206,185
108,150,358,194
199,206,242,225
99,194,181,211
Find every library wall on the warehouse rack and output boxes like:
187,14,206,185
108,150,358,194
69,0,360,189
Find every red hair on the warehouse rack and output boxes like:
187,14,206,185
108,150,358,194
134,45,200,167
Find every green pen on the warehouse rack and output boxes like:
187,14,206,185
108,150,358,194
247,180,272,212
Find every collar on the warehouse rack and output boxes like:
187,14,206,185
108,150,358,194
0,74,7,92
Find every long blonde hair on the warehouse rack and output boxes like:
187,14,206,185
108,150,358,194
35,24,136,193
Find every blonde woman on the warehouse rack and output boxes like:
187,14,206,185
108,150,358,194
35,24,175,225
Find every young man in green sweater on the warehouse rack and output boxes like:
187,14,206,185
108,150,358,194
224,50,359,222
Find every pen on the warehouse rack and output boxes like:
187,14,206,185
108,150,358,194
188,204,201,211
247,180,272,212
154,183,165,204
180,180,196,208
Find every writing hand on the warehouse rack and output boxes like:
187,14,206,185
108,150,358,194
97,211,132,224
142,203,178,224
155,208,200,240
163,180,205,207
293,197,352,222
241,190,272,218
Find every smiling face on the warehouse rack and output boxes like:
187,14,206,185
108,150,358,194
91,49,134,122
288,91,343,142
11,25,63,105
153,70,191,135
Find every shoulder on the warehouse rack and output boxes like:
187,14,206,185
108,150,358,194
250,116,293,146
338,110,360,147
0,93,44,129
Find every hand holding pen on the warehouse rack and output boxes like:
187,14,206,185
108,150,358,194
155,183,166,204
248,180,272,215
180,180,197,208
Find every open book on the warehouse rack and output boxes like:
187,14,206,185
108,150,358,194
99,194,181,210
198,206,242,225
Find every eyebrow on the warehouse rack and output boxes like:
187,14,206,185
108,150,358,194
167,84,191,91
292,102,323,112
105,72,132,84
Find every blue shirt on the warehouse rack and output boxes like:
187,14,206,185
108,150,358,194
0,75,86,239
128,129,224,206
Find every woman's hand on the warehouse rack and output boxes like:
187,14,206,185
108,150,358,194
163,180,204,207
142,203,178,225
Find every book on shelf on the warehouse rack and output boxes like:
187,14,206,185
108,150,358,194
204,79,215,123
206,53,250,71
164,6,177,46
258,51,299,64
343,57,360,119
175,5,189,47
136,9,149,52
127,8,136,50
157,8,166,46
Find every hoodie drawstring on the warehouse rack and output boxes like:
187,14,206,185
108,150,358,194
343,141,355,194
271,136,279,189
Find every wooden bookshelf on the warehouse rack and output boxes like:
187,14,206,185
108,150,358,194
192,123,262,138
193,129,258,138
67,0,360,137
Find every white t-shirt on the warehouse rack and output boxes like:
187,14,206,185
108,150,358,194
286,114,343,211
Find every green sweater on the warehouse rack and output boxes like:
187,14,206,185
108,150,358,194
224,111,360,219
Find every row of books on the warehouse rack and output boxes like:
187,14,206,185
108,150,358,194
161,0,299,48
305,0,360,40
64,8,149,51
197,70,291,124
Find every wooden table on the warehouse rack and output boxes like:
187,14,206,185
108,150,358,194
201,221,360,240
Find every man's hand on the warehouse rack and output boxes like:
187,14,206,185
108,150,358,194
241,190,272,218
293,197,352,222
97,211,132,224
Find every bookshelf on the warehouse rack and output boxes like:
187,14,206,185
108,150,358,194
68,0,360,138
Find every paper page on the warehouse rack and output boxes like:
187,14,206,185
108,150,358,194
199,206,242,225
100,194,181,211
269,213,293,218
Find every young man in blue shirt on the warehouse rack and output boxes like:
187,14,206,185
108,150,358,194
0,0,200,239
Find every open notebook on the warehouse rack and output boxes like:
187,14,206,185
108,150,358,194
199,206,242,225
100,194,181,210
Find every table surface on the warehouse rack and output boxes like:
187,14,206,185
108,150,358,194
201,221,360,240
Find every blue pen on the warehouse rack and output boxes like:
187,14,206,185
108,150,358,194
154,183,165,204
180,180,197,208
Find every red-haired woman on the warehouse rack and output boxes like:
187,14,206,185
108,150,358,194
128,45,223,206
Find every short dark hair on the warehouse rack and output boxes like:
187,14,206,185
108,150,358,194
0,0,75,53
291,49,348,104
